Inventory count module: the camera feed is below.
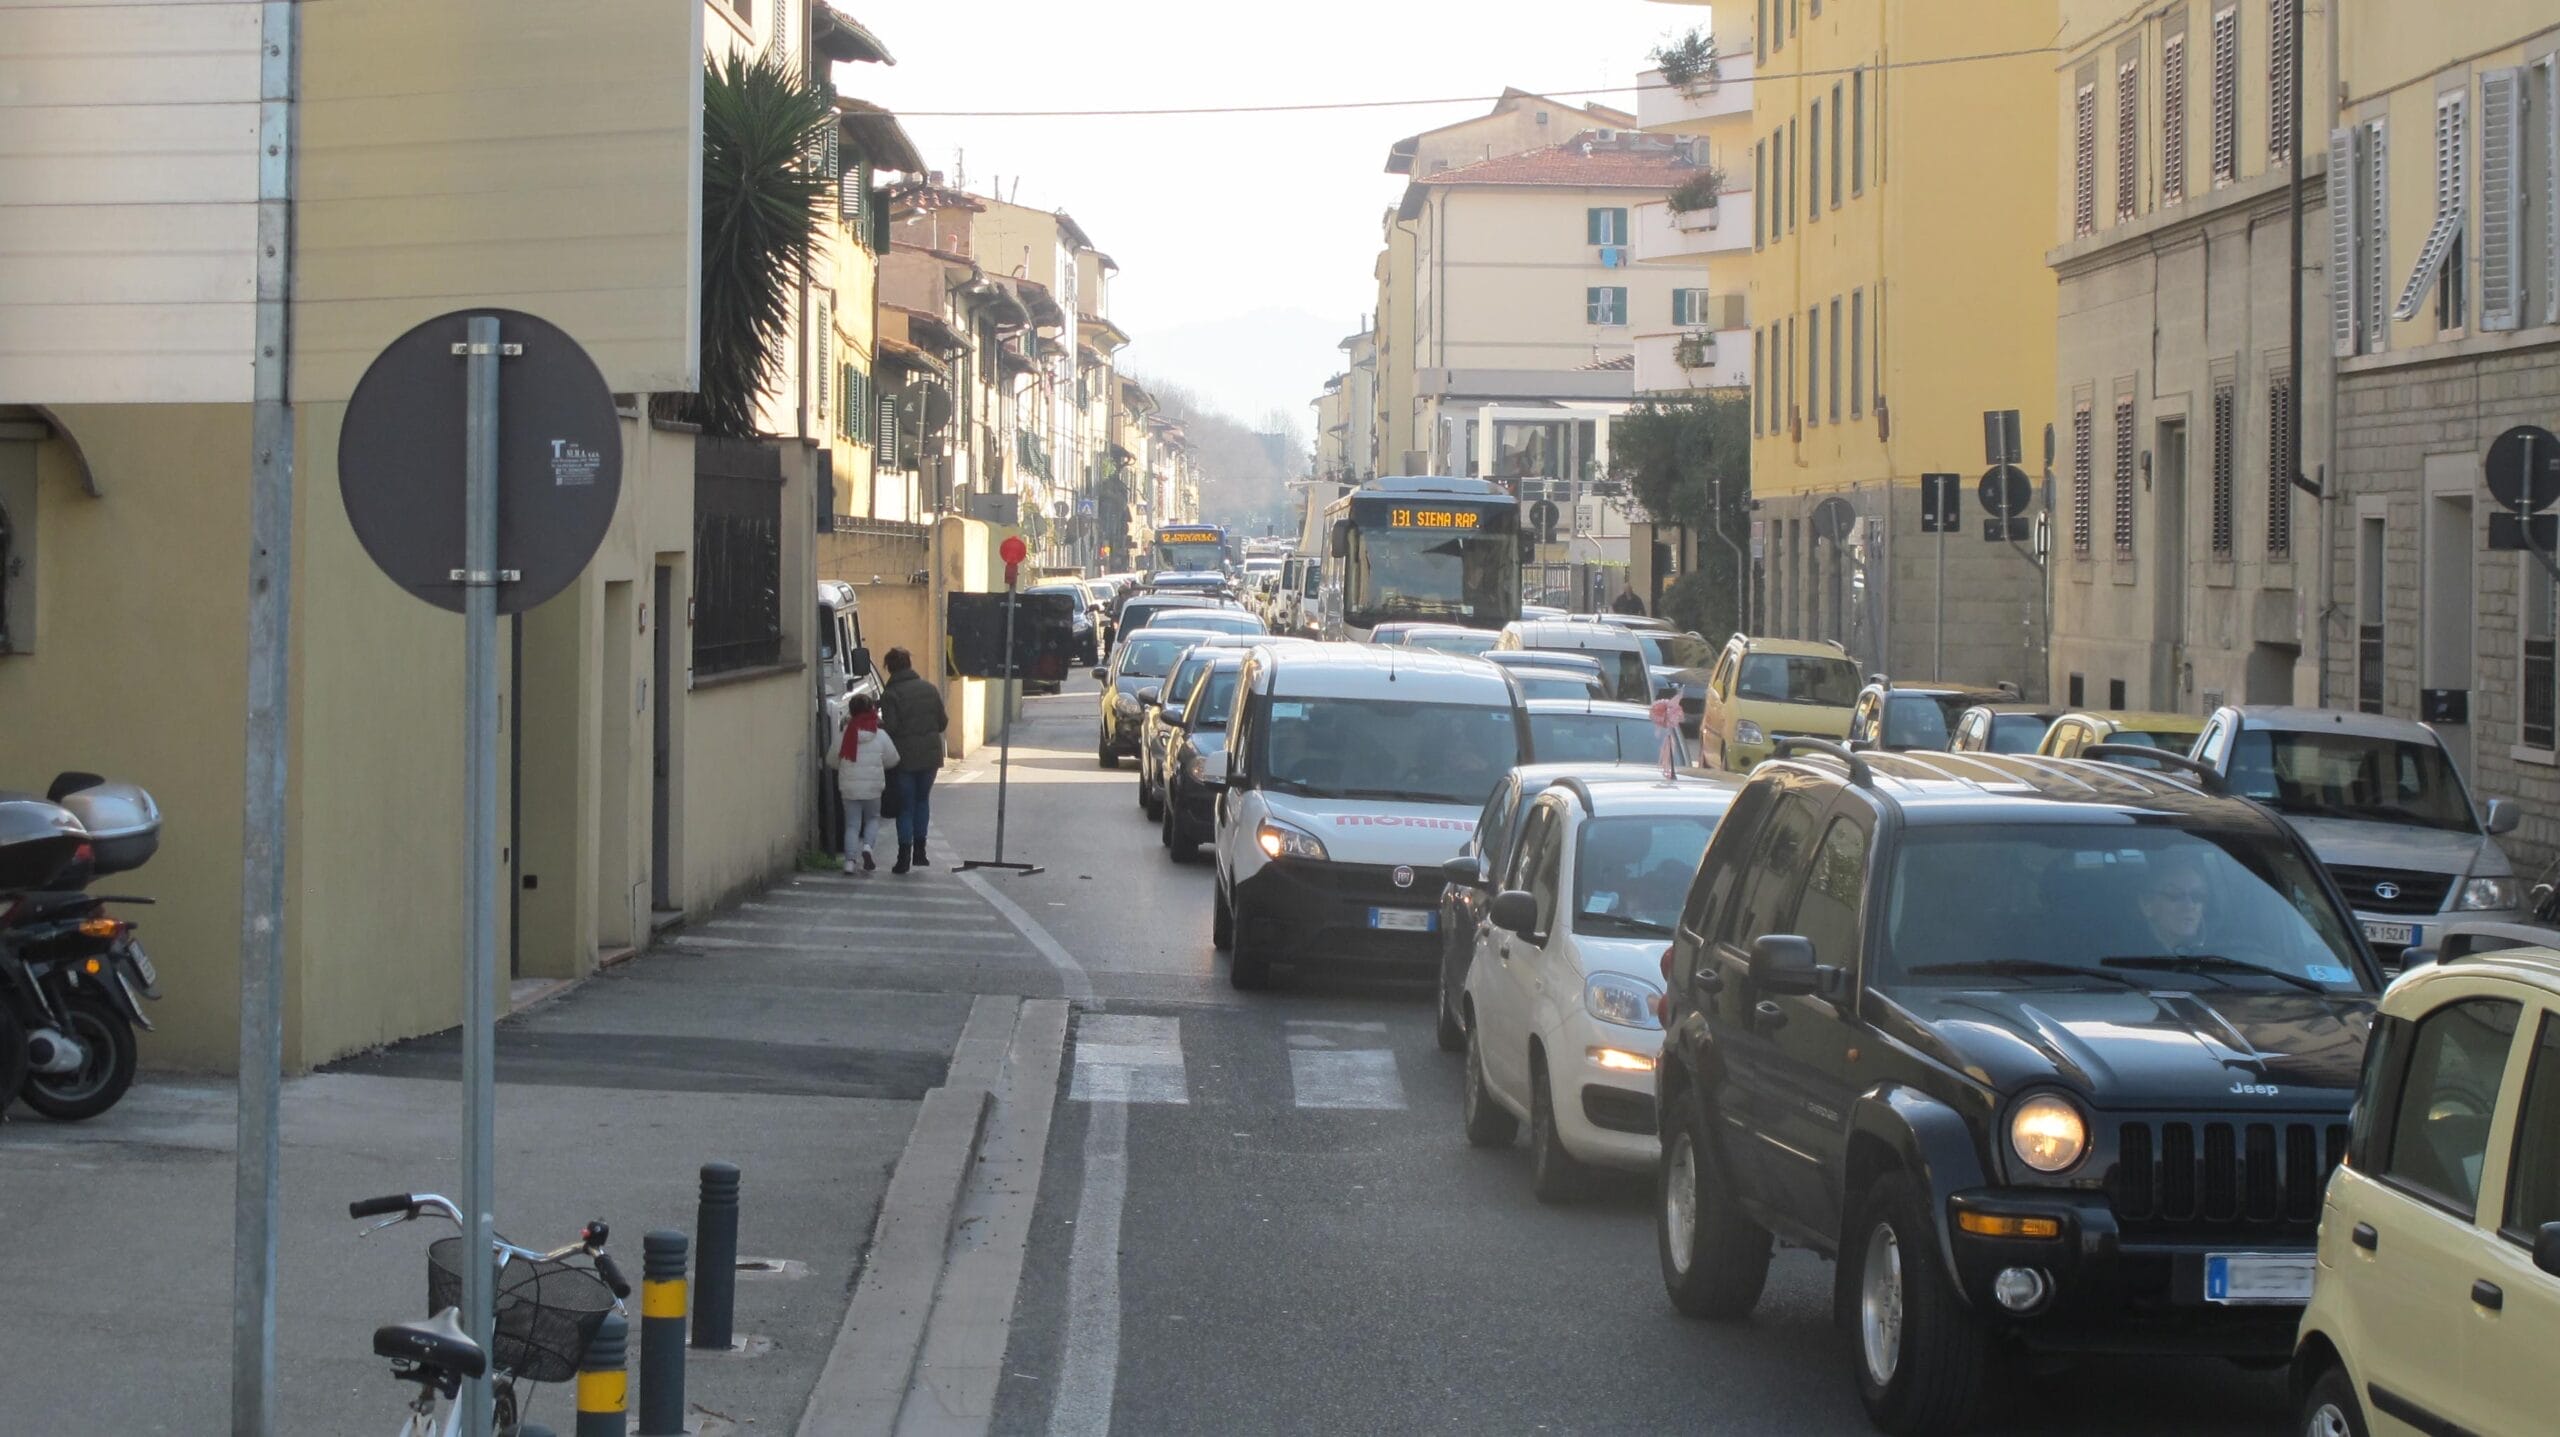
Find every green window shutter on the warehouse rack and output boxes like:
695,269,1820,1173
1611,208,1629,243
1586,286,1602,323
1612,287,1629,323
1586,208,1601,244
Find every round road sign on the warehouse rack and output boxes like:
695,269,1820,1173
2486,425,2560,514
1978,464,2032,518
999,534,1029,566
338,309,622,615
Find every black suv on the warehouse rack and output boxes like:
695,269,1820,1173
1651,744,2380,1436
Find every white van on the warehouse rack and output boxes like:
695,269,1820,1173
1495,619,1653,704
1210,645,1527,989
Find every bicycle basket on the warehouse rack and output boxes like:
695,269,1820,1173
426,1237,616,1385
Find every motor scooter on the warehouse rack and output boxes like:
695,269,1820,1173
0,774,163,1121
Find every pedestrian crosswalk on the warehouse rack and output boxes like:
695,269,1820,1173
1069,1013,1419,1111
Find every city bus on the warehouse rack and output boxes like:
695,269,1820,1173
1150,523,1231,575
1318,476,1524,641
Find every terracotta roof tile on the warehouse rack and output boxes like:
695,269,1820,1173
1421,142,1697,190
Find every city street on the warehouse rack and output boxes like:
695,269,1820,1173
925,679,2294,1437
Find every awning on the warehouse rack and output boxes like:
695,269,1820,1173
837,97,925,176
812,4,895,65
878,335,946,375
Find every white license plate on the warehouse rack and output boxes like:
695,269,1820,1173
2205,1252,2316,1305
123,944,156,987
2361,919,2416,947
1369,908,1436,933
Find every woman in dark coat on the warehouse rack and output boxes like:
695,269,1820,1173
876,647,949,873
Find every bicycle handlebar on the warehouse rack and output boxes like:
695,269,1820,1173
348,1193,414,1219
594,1251,631,1299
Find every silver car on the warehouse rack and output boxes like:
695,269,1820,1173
2190,705,2524,969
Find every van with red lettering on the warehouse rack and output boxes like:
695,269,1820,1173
1208,645,1528,989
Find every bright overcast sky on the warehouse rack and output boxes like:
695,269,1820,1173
850,0,1692,429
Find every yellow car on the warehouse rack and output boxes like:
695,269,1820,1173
1694,635,1862,771
2035,710,2205,765
2292,928,2560,1437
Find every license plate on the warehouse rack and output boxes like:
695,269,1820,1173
2204,1252,2316,1305
2361,919,2416,947
124,945,157,987
1369,908,1436,933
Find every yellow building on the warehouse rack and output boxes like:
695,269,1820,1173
1746,0,2058,693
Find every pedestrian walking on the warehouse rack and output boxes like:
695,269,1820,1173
877,646,948,875
1610,584,1647,616
832,693,899,874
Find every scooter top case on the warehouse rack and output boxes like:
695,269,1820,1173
48,778,159,877
0,796,87,893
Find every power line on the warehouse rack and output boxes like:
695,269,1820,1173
890,46,2061,119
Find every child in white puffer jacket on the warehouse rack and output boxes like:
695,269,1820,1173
834,693,901,873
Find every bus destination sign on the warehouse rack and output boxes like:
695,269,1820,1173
1158,526,1221,542
1388,507,1482,530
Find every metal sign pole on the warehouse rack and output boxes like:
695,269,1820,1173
458,314,504,1437
1935,509,1946,681
992,581,1018,864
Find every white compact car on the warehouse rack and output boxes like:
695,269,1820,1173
1210,645,1527,990
1461,775,1738,1200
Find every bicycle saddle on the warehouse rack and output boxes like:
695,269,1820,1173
374,1306,487,1379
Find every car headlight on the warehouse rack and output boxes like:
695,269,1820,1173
1255,821,1329,862
2457,877,2519,911
1113,691,1140,714
1584,973,1664,1031
1183,753,1209,781
2009,1094,2088,1174
1735,720,1765,745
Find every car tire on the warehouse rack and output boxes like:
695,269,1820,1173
1212,880,1233,952
2297,1363,2368,1437
1167,804,1201,866
1657,1094,1772,1319
1158,795,1174,849
1461,1013,1519,1148
1849,1171,1995,1437
1527,1060,1587,1204
1138,765,1155,815
1433,949,1466,1054
1097,727,1117,769
1227,916,1271,990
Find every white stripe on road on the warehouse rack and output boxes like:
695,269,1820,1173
1068,1015,1187,1105
668,935,1028,959
1287,1047,1408,1110
706,917,1010,939
757,890,986,907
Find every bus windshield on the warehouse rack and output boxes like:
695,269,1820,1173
1346,527,1519,629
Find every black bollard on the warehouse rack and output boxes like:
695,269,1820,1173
691,1161,740,1352
574,1309,627,1437
637,1229,689,1436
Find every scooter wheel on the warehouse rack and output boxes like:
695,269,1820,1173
0,1004,26,1119
20,995,138,1122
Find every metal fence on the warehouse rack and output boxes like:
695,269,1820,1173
694,437,783,676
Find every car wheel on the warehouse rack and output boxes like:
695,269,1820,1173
1227,906,1271,990
1850,1171,1995,1437
1138,764,1155,814
2297,1364,2367,1437
1433,946,1465,1054
1461,1012,1519,1148
1212,880,1233,951
1158,795,1175,849
1656,1094,1772,1319
1097,726,1117,769
1527,1060,1587,1203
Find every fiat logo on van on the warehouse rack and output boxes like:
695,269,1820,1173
1391,865,1415,888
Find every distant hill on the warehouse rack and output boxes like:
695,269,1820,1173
1117,305,1347,433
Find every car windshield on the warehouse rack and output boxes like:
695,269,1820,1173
1407,629,1499,656
1525,644,1648,703
1882,824,2369,992
1261,696,1517,805
2225,728,2477,832
1115,636,1193,679
1185,670,1241,727
1635,632,1720,669
1883,693,1970,749
1120,603,1216,634
1528,712,1682,765
1735,653,1861,706
1988,714,2050,753
1154,541,1227,572
1345,527,1519,628
1574,814,1719,937
1512,673,1603,699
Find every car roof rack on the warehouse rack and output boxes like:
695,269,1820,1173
2079,743,2223,792
1772,736,1872,787
1552,776,1600,813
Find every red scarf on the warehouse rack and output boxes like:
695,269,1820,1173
840,710,879,763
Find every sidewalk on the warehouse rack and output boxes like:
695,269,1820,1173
0,861,1033,1434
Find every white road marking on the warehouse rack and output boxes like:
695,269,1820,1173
1069,1015,1188,1105
705,917,1009,939
1285,1021,1407,1109
668,935,1027,959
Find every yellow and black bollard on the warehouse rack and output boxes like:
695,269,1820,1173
637,1229,689,1436
574,1309,627,1437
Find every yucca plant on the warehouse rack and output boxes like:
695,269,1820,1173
667,49,834,438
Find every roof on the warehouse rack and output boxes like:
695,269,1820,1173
1523,698,1654,717
1400,139,1698,198
2393,945,2560,1011
1872,681,2016,700
1571,777,1746,815
1959,702,2066,718
1383,90,1637,172
1505,620,1645,650
1733,636,1855,660
1482,650,1605,672
1256,644,1519,700
812,4,895,64
2056,710,2205,731
837,99,925,176
2222,705,2441,740
1769,749,2260,824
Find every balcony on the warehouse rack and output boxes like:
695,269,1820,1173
1633,192,1751,264
1635,327,1751,395
1636,55,1754,130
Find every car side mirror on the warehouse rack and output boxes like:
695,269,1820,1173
846,645,872,677
1489,890,1539,936
1092,667,1109,682
2484,797,2521,835
1137,687,1161,708
1442,853,1486,887
1748,934,1822,995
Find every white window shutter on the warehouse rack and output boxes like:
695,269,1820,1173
2479,68,2522,331
2328,126,2362,356
2162,35,2188,204
2267,0,2295,163
2116,60,2139,221
2211,7,2239,183
2393,96,2465,321
879,393,899,468
814,295,831,417
2366,120,2390,347
2074,83,2098,237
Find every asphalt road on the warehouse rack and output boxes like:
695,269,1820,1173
929,678,2296,1437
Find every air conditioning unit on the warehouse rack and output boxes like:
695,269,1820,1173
1599,246,1627,267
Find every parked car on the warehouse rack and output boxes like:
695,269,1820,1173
1625,628,1722,714
1653,744,2379,1435
1461,776,1742,1199
2189,705,2525,971
1519,697,1691,767
1499,666,1611,701
1138,643,1223,819
1024,580,1097,675
1160,653,1247,864
1846,677,2018,753
1593,612,1676,633
1946,702,2064,755
1118,596,1262,644
1094,627,1222,769
1694,634,1862,772
1495,620,1653,704
2291,927,2560,1437
1398,624,1501,657
2035,709,2205,764
1480,649,1609,695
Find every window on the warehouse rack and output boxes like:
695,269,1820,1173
1755,139,1767,249
2210,6,2239,184
2117,57,2140,221
2074,81,2098,236
2209,383,2235,557
2267,375,2295,557
2162,31,2189,204
1587,287,1629,325
1753,330,1765,434
2268,0,2295,163
693,439,786,676
2504,1013,2560,1241
2358,514,2386,713
1785,318,1797,434
1852,68,1867,194
1674,288,1710,325
2108,677,2128,709
1789,817,1868,971
2113,397,2136,558
1831,82,1845,208
1587,207,1630,246
2366,120,2391,347
2481,62,2559,331
1809,99,1823,222
1726,793,1820,944
1828,298,1842,422
2380,999,2523,1217
1788,118,1800,230
2071,402,2094,557
1757,0,1768,62
2329,125,2367,354
1805,307,1820,427
837,361,870,444
1850,291,1864,418
2395,92,2467,326
2528,553,2557,748
813,293,832,421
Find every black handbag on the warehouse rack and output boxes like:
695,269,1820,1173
879,775,904,820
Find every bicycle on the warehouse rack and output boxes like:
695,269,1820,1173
350,1191,630,1437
